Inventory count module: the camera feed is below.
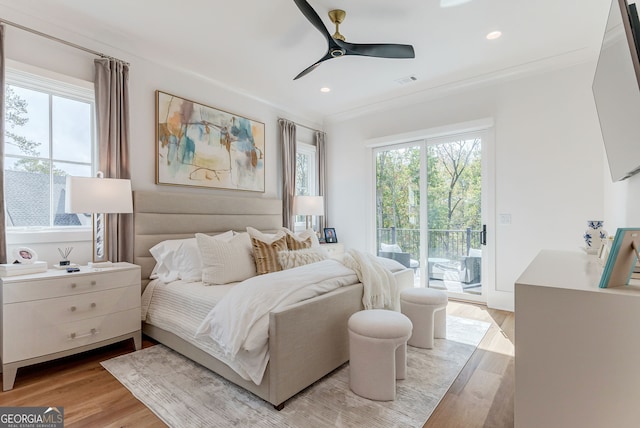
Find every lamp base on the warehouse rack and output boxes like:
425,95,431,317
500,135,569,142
88,261,113,268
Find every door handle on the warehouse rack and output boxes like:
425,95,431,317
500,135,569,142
481,224,487,246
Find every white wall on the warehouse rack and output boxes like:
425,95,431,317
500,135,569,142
325,62,604,311
1,11,322,267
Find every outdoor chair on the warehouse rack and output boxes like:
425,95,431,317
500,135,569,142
378,243,419,271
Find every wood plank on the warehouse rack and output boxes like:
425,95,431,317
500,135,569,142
423,301,515,428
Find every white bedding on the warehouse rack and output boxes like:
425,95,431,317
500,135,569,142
196,259,358,384
142,255,403,386
141,278,257,379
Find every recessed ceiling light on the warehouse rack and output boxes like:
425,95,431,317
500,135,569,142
320,87,331,93
440,0,472,7
486,31,502,40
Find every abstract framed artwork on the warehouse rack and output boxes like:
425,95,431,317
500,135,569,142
156,91,265,192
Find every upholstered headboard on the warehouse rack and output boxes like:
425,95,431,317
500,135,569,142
133,190,282,285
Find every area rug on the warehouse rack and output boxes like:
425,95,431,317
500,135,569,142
102,316,489,428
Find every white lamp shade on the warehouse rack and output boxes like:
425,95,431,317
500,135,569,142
65,176,133,214
294,195,324,216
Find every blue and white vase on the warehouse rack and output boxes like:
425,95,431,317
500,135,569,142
584,220,607,253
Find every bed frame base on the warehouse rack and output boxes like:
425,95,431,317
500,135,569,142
143,283,365,408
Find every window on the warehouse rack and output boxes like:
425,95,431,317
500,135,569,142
5,67,96,229
294,142,317,230
295,142,316,197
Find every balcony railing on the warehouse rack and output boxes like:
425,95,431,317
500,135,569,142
377,227,482,261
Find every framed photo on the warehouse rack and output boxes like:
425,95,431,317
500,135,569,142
156,90,265,192
599,228,640,288
14,247,38,264
324,228,338,243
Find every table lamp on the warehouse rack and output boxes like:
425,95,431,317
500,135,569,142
293,195,324,230
65,173,133,267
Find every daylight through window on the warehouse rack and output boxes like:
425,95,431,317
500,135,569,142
5,68,96,229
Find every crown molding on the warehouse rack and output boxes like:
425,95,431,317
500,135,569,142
324,47,597,124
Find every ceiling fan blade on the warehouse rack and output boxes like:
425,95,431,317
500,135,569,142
339,41,415,59
292,0,331,44
293,53,333,80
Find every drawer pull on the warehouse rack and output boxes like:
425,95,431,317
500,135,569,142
69,328,98,340
69,303,97,312
70,281,97,290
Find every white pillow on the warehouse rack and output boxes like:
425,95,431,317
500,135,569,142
376,255,408,273
150,231,234,283
196,232,256,285
380,243,403,253
278,248,328,270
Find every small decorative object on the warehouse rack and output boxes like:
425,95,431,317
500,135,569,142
324,228,338,243
599,228,640,288
584,220,607,254
58,247,73,266
14,247,37,264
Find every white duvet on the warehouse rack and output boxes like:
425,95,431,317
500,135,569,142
195,259,358,384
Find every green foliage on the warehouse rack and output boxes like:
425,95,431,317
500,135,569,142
4,85,66,175
376,138,482,233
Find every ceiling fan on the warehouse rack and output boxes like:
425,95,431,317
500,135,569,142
292,0,415,80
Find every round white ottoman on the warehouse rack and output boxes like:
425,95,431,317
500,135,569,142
348,309,413,401
400,288,448,349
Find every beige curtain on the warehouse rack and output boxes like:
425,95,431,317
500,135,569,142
94,58,132,263
0,25,6,264
279,119,297,229
315,130,328,232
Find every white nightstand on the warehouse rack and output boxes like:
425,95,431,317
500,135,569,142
321,242,345,259
1,262,141,391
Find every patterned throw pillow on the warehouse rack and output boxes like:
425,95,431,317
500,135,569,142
247,227,288,275
281,227,320,250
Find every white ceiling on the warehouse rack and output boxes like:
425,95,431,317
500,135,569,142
0,0,612,121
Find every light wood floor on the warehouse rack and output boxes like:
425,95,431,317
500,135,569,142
0,301,514,427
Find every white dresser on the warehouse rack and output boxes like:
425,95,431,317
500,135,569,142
515,250,640,428
1,262,141,391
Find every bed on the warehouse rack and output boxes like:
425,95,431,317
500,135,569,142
133,190,414,409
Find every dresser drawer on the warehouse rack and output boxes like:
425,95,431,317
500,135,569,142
4,285,140,330
3,268,140,303
3,307,140,363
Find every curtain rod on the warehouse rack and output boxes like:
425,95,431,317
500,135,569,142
0,18,129,66
279,117,323,134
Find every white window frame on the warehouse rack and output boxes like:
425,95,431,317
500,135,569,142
5,63,97,244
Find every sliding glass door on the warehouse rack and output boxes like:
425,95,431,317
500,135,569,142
374,131,487,301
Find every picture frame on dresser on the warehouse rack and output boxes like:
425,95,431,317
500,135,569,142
324,228,337,243
599,228,640,288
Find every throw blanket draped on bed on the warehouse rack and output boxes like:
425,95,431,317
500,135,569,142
342,249,401,311
196,259,358,384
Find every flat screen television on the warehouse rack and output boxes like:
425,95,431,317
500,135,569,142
593,0,640,181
